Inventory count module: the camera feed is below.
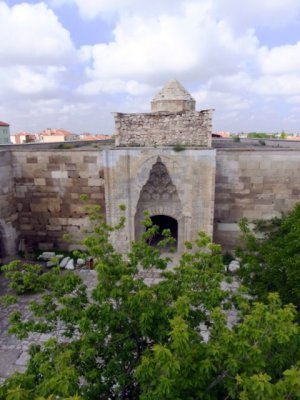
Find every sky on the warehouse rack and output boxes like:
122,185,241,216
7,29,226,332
1,0,300,134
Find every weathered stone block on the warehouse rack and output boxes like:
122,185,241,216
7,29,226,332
34,178,46,186
51,171,68,179
46,225,62,231
87,178,105,186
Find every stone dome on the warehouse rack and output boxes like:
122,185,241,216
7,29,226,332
151,79,196,112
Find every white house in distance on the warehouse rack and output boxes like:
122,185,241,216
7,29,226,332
0,121,10,144
11,132,37,144
38,128,78,143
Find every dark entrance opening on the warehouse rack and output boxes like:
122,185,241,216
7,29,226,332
147,215,178,250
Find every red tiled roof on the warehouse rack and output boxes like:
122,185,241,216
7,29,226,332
40,129,75,137
287,136,300,141
0,121,9,126
12,132,34,137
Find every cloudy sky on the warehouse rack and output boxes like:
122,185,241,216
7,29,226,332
1,0,300,134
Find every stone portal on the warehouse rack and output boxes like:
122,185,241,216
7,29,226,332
135,157,182,250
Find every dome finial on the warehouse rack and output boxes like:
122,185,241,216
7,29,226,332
151,79,195,112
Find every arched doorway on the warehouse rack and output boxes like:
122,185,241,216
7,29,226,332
135,156,182,251
147,215,178,250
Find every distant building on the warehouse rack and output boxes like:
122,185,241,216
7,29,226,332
11,132,36,144
0,121,10,144
287,135,300,141
39,128,78,143
212,131,230,138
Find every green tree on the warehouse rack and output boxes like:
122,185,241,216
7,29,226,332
237,203,300,315
1,206,300,399
280,130,287,139
247,132,276,139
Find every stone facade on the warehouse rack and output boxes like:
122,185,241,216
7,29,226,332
104,148,216,253
0,151,18,260
0,145,299,255
214,149,300,250
114,110,213,147
114,79,213,147
12,150,105,252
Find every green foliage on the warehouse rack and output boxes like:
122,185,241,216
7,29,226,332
1,261,43,294
232,136,240,142
172,143,186,152
247,132,276,139
280,130,287,139
237,203,300,316
136,293,300,400
1,206,300,399
1,295,17,306
57,143,74,149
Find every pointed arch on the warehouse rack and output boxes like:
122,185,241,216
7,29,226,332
135,157,182,250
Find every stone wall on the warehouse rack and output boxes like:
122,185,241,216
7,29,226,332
1,145,299,257
213,149,300,251
114,110,213,147
104,148,216,254
0,151,18,259
12,149,105,252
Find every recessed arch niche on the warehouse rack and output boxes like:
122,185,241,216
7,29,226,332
135,157,182,251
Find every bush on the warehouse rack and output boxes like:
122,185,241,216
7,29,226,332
237,203,300,316
57,143,74,149
1,261,43,294
172,143,186,152
1,206,300,399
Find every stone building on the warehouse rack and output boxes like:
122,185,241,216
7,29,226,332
114,79,213,147
0,80,299,259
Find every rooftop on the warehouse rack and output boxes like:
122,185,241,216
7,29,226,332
151,79,196,112
0,121,9,127
152,79,195,102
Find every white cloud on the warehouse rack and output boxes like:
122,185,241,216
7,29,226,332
193,89,251,111
212,0,300,30
258,42,300,75
56,0,185,19
77,78,153,95
0,2,75,65
0,1,77,107
9,66,63,95
79,2,258,95
3,0,300,133
251,74,300,96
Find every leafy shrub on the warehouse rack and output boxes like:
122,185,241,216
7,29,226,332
1,261,43,294
172,143,186,152
57,143,74,149
2,206,300,399
237,203,300,316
